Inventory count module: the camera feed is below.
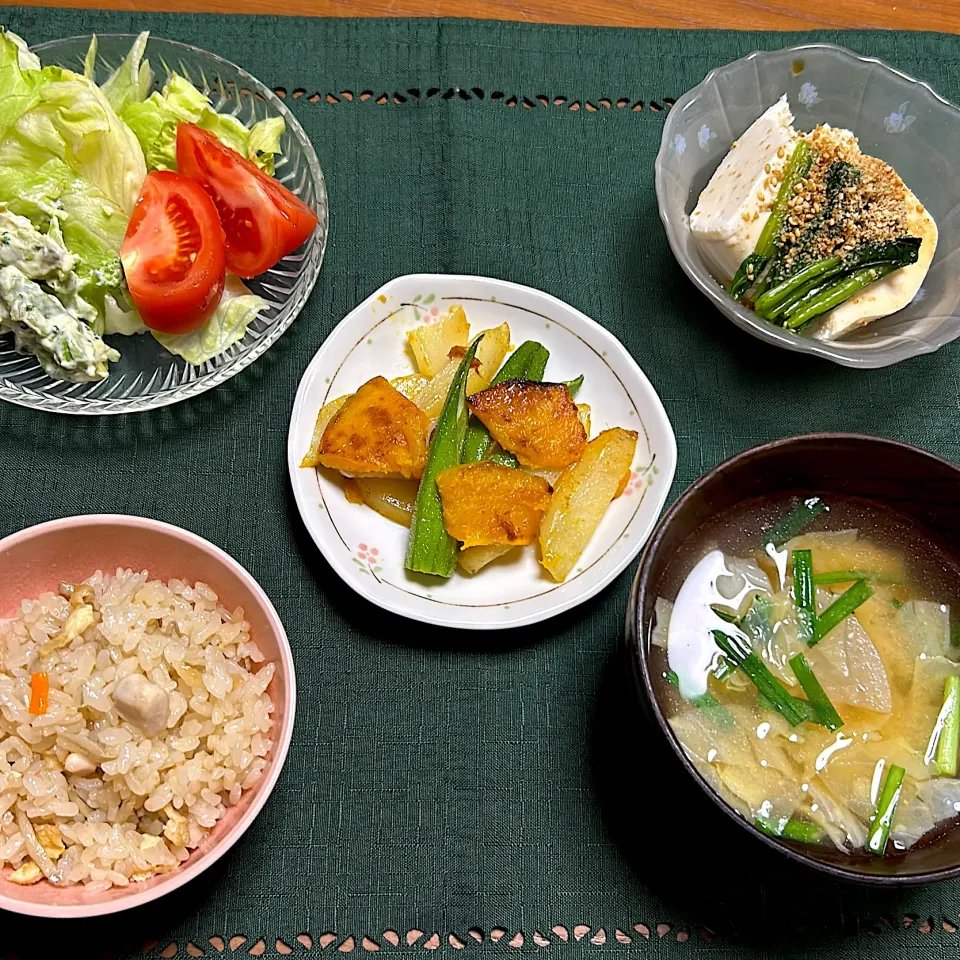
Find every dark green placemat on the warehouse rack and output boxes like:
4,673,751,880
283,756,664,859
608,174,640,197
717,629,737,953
3,9,960,957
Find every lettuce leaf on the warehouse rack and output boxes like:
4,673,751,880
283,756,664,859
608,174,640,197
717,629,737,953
83,34,97,80
0,157,128,331
6,30,41,71
0,157,127,258
100,31,153,113
121,97,176,171
120,68,284,174
103,286,147,336
0,60,147,214
246,117,285,175
152,274,268,364
0,30,61,141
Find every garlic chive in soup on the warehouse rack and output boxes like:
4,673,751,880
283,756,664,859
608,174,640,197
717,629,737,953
652,495,960,856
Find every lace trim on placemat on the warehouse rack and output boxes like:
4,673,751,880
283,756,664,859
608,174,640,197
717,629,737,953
130,916,959,957
269,87,677,112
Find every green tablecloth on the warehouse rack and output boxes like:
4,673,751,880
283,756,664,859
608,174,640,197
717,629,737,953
3,9,960,957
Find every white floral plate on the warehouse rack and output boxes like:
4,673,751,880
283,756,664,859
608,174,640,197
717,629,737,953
287,275,676,630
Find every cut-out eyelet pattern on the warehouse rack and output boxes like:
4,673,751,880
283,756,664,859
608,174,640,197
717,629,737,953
269,86,675,112
134,916,960,957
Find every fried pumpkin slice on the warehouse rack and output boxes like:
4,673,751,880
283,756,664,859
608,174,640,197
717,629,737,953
436,463,552,548
301,375,429,468
467,379,587,469
301,394,350,468
318,376,431,479
538,427,638,582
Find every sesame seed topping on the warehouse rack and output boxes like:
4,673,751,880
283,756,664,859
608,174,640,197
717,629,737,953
772,125,915,277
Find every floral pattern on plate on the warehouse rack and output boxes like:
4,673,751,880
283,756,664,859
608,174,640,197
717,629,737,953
288,274,677,630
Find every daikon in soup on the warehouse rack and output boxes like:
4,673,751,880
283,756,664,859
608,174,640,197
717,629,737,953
652,494,960,855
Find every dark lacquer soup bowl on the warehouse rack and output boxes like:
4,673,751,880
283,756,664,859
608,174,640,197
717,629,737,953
626,434,960,885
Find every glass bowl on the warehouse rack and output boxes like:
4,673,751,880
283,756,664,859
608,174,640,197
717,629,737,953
655,44,960,369
0,34,328,415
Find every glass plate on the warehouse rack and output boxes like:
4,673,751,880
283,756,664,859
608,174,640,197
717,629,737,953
1,34,328,414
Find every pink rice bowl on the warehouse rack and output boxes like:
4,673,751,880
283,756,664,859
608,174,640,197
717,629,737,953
0,515,296,918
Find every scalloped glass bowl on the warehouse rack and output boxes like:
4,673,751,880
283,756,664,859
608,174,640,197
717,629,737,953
0,34,328,415
656,44,960,368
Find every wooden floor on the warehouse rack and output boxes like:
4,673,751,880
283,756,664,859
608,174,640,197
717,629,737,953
4,0,958,33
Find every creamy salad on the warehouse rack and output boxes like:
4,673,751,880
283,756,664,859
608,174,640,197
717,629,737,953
690,97,937,340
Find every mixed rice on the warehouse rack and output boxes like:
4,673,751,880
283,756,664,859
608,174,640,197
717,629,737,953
0,569,274,890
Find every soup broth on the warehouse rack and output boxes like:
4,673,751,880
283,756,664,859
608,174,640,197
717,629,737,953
651,492,960,856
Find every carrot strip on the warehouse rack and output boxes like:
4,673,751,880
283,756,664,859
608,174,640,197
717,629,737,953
29,672,49,716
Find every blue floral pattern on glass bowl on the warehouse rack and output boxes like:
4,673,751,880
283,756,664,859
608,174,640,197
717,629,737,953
655,44,960,368
0,34,327,414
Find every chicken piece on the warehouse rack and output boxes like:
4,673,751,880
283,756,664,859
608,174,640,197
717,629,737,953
467,379,587,469
7,861,42,885
317,376,431,480
35,825,65,861
113,674,170,736
436,464,552,548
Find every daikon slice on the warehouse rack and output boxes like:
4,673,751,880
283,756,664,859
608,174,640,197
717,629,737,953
887,656,960,764
898,600,953,662
651,598,672,649
806,590,892,714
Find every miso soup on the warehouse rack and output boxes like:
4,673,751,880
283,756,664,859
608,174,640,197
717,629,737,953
651,493,960,856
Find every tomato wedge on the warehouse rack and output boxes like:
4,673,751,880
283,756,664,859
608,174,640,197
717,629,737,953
121,171,226,335
176,122,319,278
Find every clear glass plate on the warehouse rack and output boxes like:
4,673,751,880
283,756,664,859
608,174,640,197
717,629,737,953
656,44,960,368
0,34,328,414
